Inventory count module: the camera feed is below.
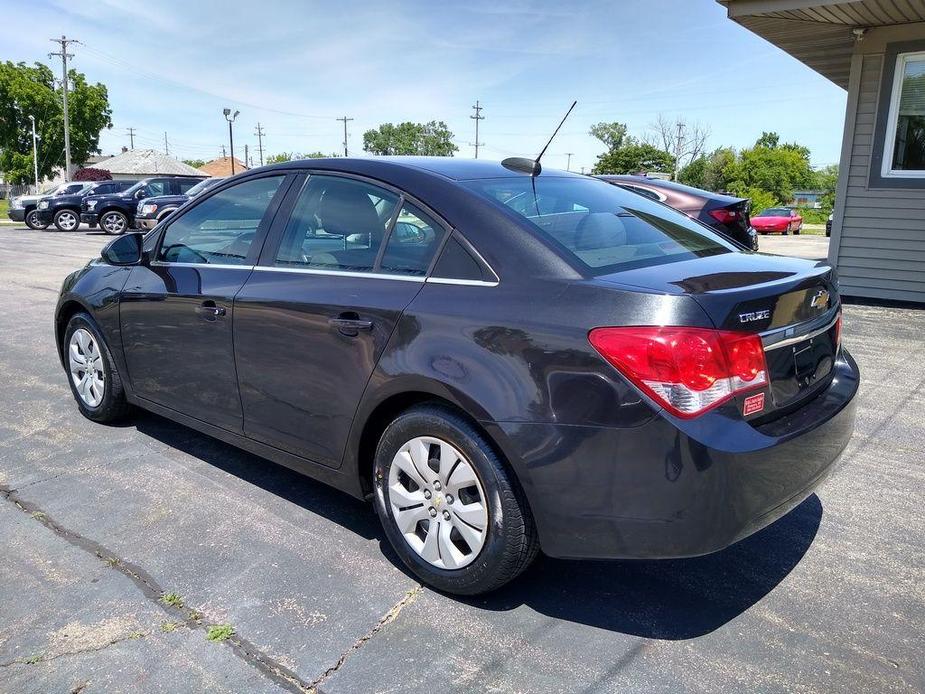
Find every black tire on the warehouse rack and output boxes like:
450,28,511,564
100,210,129,235
373,404,538,595
63,313,131,423
794,225,802,235
25,209,48,230
53,208,80,232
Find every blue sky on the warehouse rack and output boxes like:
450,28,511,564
1,0,847,171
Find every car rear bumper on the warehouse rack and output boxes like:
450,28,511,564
491,348,859,560
7,208,25,222
80,213,99,225
136,218,158,230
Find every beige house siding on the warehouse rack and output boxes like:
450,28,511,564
829,23,925,303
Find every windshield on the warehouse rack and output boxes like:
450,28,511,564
756,208,791,217
187,178,221,197
463,176,737,274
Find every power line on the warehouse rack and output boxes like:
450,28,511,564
337,116,353,157
254,122,265,166
49,35,80,180
470,100,485,159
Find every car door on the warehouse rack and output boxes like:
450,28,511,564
233,172,449,466
119,173,292,432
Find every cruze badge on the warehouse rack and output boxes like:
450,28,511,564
738,309,771,324
810,289,830,310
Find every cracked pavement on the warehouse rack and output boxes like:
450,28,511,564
0,226,922,693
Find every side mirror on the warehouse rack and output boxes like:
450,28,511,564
101,232,144,265
135,189,146,199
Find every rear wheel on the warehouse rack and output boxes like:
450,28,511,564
63,313,130,423
100,210,128,235
373,404,538,595
53,209,80,232
25,209,48,230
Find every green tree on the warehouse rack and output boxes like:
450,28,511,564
182,159,205,168
362,121,457,156
813,163,839,209
589,122,629,150
678,155,707,188
0,61,112,184
266,152,293,164
592,142,675,175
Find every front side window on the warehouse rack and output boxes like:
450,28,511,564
144,181,168,197
464,177,736,274
275,175,399,272
884,51,925,176
178,179,201,194
157,175,284,265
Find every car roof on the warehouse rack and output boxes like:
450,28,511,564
598,174,745,204
266,156,584,181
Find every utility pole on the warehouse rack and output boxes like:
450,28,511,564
223,108,239,174
244,144,249,170
126,127,136,149
163,132,169,156
470,101,485,159
254,122,265,166
337,116,353,157
28,115,39,192
565,152,574,171
673,120,685,181
222,145,227,158
49,35,79,180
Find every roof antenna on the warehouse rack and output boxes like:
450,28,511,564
503,100,577,176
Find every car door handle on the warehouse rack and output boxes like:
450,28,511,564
329,312,373,335
196,301,226,320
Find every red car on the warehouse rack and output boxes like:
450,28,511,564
751,207,803,235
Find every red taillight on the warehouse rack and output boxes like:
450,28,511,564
709,208,739,224
588,326,769,418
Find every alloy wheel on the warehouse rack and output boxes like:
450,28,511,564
388,436,489,570
69,328,105,407
102,213,126,235
56,211,78,231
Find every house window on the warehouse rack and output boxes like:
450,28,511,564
883,51,925,177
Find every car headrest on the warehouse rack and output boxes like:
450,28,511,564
574,212,627,250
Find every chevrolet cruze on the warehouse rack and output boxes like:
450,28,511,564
55,157,859,594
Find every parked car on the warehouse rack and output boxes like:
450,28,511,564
8,182,95,230
752,207,803,235
81,176,204,235
826,212,833,237
55,157,858,595
35,180,136,232
597,175,758,250
135,177,225,230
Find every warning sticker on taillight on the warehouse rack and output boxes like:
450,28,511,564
743,392,765,416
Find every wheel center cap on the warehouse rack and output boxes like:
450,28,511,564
433,493,444,508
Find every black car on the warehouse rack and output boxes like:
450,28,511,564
55,157,859,595
135,177,225,230
81,176,204,235
8,182,95,230
35,180,136,231
597,175,758,250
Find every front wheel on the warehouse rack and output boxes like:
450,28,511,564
53,208,80,232
100,210,128,235
25,210,48,230
373,405,538,595
63,313,131,423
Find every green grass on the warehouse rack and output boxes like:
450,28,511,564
206,624,234,642
799,223,826,236
0,199,9,219
160,592,184,608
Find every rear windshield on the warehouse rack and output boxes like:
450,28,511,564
756,208,790,217
463,176,737,274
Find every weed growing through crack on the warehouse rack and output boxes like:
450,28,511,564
160,592,184,608
24,654,41,665
30,511,46,520
206,624,234,642
160,621,179,633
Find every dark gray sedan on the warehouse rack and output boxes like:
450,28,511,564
54,157,858,594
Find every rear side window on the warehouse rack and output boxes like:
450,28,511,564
463,177,735,274
432,236,486,282
379,203,447,276
275,175,399,272
158,175,284,265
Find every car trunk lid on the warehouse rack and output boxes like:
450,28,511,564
596,252,840,418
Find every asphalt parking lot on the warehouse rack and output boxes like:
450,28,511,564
0,226,922,693
757,233,830,260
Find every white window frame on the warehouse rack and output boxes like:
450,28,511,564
882,50,925,179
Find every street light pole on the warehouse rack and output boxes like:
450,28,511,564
29,115,39,192
223,108,240,174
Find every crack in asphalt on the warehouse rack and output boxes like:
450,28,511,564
0,630,149,668
0,483,315,693
309,584,423,694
